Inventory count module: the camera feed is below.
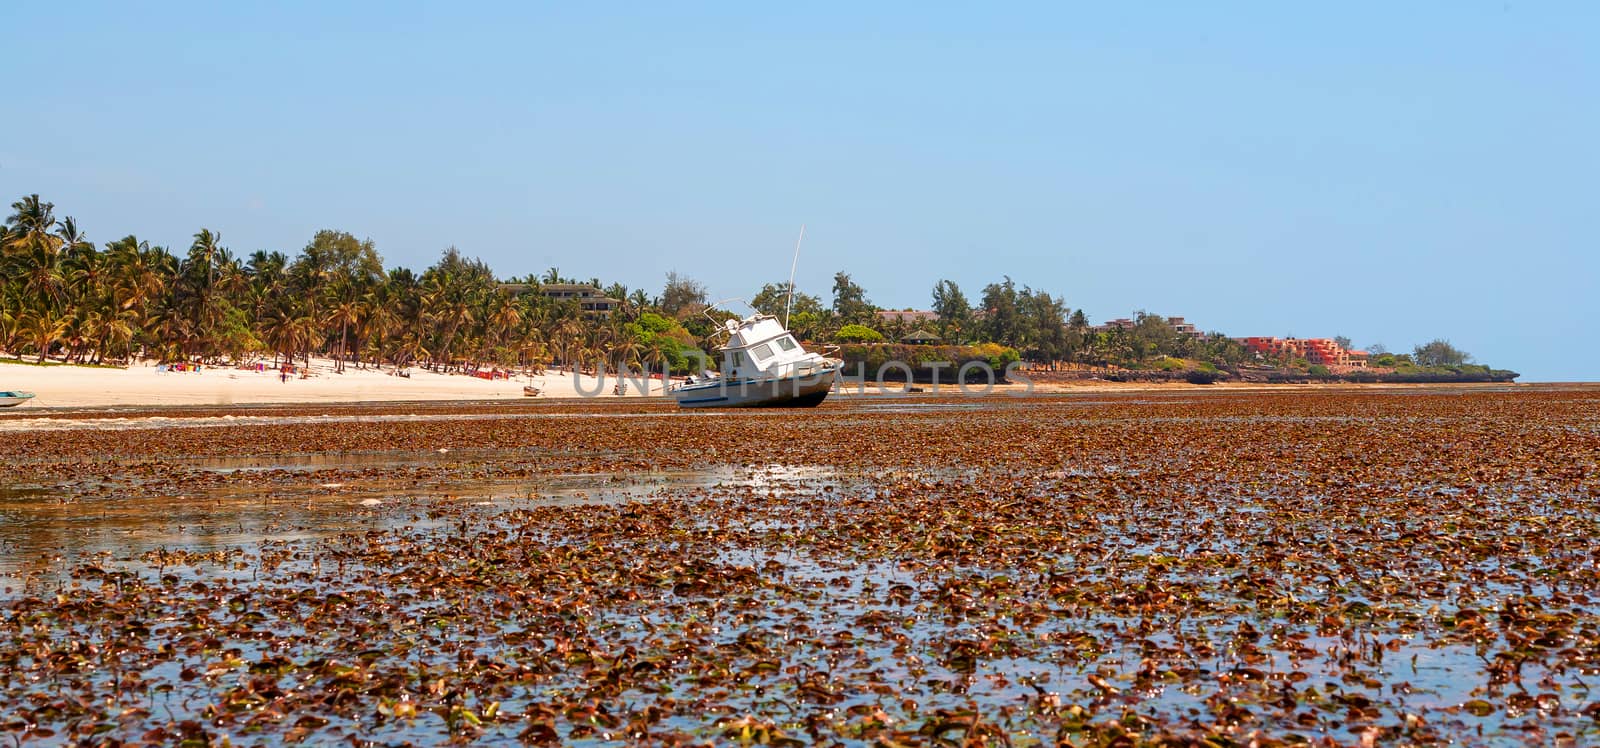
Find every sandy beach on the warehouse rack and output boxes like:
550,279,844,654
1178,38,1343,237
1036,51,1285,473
1,357,1535,410
0,358,671,408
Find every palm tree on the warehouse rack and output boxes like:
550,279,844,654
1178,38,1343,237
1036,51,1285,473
63,297,132,365
261,306,305,367
391,328,429,370
611,337,643,378
3,195,62,258
487,292,522,355
191,229,221,283
324,298,364,372
517,327,547,374
18,242,66,314
552,319,583,370
357,287,396,370
22,309,69,363
63,243,109,310
424,274,474,371
57,217,92,260
0,307,23,359
106,237,174,357
242,250,290,342
643,339,669,378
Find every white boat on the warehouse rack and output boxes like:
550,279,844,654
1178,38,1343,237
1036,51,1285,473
0,391,35,408
672,314,842,408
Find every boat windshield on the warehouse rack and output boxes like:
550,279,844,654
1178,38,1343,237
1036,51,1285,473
749,343,774,363
773,336,799,352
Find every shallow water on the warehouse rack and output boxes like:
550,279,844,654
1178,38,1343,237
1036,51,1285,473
0,467,1557,744
0,461,835,584
3,390,1597,744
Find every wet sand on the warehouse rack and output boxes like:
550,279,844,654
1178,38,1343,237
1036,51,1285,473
2,386,1598,744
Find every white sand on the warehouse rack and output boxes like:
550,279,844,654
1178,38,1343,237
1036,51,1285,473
0,358,672,408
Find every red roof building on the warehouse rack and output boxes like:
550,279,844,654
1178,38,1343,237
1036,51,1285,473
877,310,941,325
1240,337,1368,367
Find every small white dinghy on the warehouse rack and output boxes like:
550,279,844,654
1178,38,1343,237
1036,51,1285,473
672,314,841,408
0,391,36,408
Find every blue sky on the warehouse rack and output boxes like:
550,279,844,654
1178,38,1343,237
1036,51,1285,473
4,2,1595,380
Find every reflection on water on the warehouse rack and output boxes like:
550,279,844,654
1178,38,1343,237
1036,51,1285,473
0,485,49,501
0,461,836,585
182,448,475,472
858,402,984,413
0,396,1025,434
0,411,614,433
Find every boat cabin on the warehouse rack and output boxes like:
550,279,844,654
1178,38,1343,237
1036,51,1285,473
718,316,821,381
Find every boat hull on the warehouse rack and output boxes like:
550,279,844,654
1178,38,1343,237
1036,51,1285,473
0,392,34,408
674,368,838,409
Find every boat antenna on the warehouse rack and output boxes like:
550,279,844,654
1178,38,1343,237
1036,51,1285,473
784,224,805,327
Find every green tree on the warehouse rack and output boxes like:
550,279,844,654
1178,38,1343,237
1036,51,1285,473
4,195,69,317
979,277,1022,347
751,281,823,321
1413,339,1470,367
1064,309,1091,363
1018,288,1067,363
1127,311,1178,363
660,271,708,319
834,324,885,343
930,280,973,344
419,247,492,370
831,272,873,326
21,309,69,362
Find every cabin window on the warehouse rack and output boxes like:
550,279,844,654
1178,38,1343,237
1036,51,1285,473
774,336,799,352
749,343,774,362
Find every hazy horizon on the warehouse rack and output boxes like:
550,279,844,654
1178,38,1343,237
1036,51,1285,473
5,2,1594,380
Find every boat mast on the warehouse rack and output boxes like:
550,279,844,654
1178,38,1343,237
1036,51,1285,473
784,224,805,327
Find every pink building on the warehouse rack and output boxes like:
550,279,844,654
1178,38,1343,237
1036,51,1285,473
1240,337,1368,367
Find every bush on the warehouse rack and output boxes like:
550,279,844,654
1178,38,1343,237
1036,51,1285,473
835,324,886,343
970,342,1021,370
1185,369,1221,385
1152,356,1185,372
625,313,701,374
1308,364,1331,377
837,343,1023,383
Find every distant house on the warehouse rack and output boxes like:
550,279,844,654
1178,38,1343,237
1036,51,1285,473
1090,318,1137,333
1090,315,1205,338
877,310,941,325
1167,317,1200,337
1239,336,1367,367
501,282,621,317
901,329,942,345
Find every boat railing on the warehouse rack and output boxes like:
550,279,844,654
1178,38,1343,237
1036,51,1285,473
701,298,760,345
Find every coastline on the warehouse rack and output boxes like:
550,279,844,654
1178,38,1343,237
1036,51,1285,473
0,356,1540,410
0,357,667,409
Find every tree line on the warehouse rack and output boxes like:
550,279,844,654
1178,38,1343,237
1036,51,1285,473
0,195,726,375
750,272,1251,369
1,193,1473,376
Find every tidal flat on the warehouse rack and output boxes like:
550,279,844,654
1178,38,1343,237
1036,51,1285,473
1,387,1598,745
